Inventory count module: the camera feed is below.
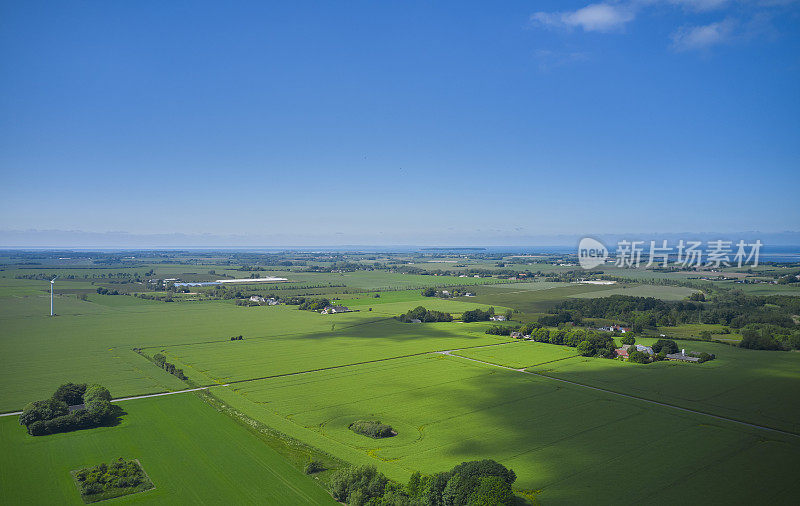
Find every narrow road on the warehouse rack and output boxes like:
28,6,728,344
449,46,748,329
0,387,211,417
440,350,800,439
0,341,516,417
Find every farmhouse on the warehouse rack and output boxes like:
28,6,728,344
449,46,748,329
266,298,279,305
489,315,507,321
666,349,701,363
510,332,522,339
621,344,654,355
249,295,265,303
599,324,632,333
321,305,351,314
615,348,628,358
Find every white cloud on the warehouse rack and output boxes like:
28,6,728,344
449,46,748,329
670,18,736,50
532,3,636,32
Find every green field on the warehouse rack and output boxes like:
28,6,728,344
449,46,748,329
204,353,800,504
3,256,800,504
568,284,698,301
0,394,335,505
157,319,511,386
529,338,800,433
454,341,579,369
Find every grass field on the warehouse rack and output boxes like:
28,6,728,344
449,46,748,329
156,319,511,385
568,284,698,301
528,338,800,434
0,393,335,505
454,341,578,369
4,262,800,504
657,323,743,342
205,353,800,505
455,284,618,314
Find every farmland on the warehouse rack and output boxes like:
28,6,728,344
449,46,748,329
2,250,800,504
0,393,335,505
206,353,800,504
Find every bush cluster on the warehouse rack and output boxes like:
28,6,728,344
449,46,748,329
330,459,517,506
74,458,152,498
397,306,453,323
461,308,494,323
19,383,115,436
304,460,326,474
349,420,395,439
152,353,187,380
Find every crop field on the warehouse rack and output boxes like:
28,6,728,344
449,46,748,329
0,295,389,412
0,393,334,505
568,284,698,301
455,283,619,314
657,323,743,342
4,257,800,504
207,353,800,505
156,319,511,385
528,339,800,433
453,341,578,369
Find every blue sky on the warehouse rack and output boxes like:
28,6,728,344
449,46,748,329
1,1,798,246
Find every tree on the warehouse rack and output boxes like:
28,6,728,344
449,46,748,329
577,340,594,357
620,335,636,346
467,476,515,505
699,330,712,340
652,339,679,354
52,383,87,405
627,349,650,364
421,288,436,297
19,398,68,427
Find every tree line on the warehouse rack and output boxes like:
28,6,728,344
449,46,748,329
330,459,519,506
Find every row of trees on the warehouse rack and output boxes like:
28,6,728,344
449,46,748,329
462,307,495,323
19,383,117,436
152,353,187,380
553,292,800,331
421,287,473,298
330,459,518,506
397,306,453,323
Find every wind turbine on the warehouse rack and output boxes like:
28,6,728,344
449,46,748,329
50,276,57,316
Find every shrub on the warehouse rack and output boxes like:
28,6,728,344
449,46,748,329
304,460,325,474
74,458,153,500
349,420,395,438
